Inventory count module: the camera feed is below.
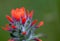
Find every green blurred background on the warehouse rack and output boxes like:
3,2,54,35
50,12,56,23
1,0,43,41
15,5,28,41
0,0,60,41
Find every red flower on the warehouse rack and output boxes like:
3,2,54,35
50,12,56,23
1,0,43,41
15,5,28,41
11,7,25,21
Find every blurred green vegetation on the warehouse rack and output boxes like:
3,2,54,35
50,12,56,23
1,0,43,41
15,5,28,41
0,0,60,41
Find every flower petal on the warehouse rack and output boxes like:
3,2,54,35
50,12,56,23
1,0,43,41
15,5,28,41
31,19,37,26
12,25,16,29
6,15,13,23
22,31,26,35
29,10,34,18
36,21,44,28
22,17,26,24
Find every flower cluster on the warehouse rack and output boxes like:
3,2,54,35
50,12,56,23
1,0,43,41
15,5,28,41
2,7,44,41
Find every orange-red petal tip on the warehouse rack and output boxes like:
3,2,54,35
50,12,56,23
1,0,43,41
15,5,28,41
6,15,13,23
31,19,38,26
12,25,16,29
29,10,34,18
8,39,14,41
22,17,26,24
22,31,26,35
36,21,44,28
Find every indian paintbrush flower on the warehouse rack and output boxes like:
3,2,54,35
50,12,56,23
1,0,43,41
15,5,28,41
2,7,44,41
